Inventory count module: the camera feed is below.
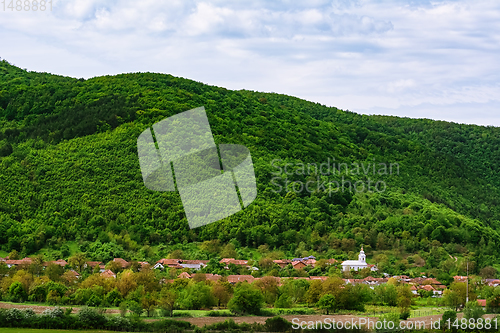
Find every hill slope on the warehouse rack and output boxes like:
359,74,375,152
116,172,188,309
1,59,500,276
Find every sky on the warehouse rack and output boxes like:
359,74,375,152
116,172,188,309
1,0,499,126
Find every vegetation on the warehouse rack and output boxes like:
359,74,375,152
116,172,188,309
2,58,500,282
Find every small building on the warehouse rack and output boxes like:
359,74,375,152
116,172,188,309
341,248,376,272
101,269,116,279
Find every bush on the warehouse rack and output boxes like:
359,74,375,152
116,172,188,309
265,316,292,332
274,294,292,308
41,307,64,318
127,300,144,317
399,310,410,320
77,306,107,328
464,301,485,320
377,312,400,332
228,283,264,315
207,310,235,317
9,281,27,303
441,310,457,327
106,316,131,331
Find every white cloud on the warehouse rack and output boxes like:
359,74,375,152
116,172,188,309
0,0,499,125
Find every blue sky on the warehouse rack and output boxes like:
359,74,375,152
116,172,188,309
1,0,499,125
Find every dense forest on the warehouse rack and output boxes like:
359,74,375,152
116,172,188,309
1,58,500,278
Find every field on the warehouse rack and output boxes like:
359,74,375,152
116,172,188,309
0,330,116,333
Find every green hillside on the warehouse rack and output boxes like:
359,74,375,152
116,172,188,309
1,58,500,277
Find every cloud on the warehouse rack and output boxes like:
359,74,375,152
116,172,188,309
0,0,499,125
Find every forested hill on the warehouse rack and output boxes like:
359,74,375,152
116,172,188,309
1,58,500,276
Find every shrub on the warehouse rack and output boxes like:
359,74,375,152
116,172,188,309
46,290,61,305
265,316,292,332
77,306,107,328
9,281,27,303
399,310,410,320
274,294,292,308
41,307,64,318
464,301,485,320
227,283,264,315
128,300,144,317
106,316,131,331
207,310,235,317
441,310,457,327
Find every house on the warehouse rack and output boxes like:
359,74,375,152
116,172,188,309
292,261,307,270
220,258,248,267
154,259,183,270
67,270,80,279
477,299,486,307
453,276,468,283
486,279,500,287
207,274,222,281
309,276,328,281
5,258,32,268
273,259,292,268
362,276,386,286
85,261,102,270
227,275,255,284
179,260,209,271
178,272,192,279
101,269,116,279
113,258,129,268
419,285,441,297
410,285,418,295
43,259,68,267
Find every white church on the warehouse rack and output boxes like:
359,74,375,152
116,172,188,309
341,247,377,272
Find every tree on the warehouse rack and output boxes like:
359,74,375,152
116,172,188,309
46,263,64,281
141,292,158,317
254,276,278,305
480,266,497,279
228,283,264,315
128,300,144,317
397,285,413,318
106,261,124,274
158,288,177,317
441,310,457,331
68,253,87,273
464,301,485,320
443,289,461,311
317,294,336,314
9,281,27,302
8,250,19,260
211,281,233,308
305,280,323,305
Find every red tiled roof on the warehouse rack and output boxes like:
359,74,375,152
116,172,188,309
86,261,102,268
44,259,68,267
178,272,191,279
101,269,116,279
477,299,486,307
5,258,32,265
227,275,255,283
205,274,222,281
181,260,209,265
156,259,182,267
220,258,248,266
113,258,129,268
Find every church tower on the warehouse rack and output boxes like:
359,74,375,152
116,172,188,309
358,246,366,263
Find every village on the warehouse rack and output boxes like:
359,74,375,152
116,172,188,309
2,248,496,303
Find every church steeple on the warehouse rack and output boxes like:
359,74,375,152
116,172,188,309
358,246,366,263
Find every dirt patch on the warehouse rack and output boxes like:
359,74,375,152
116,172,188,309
0,302,122,315
171,313,500,329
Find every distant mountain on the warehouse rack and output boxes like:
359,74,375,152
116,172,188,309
1,58,500,275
